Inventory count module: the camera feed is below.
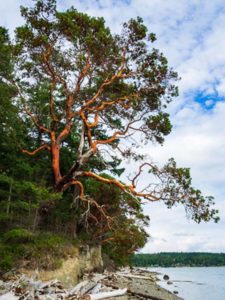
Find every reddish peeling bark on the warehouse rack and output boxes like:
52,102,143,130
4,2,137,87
20,38,168,202
51,142,62,188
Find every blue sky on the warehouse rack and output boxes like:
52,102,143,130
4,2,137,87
1,0,225,253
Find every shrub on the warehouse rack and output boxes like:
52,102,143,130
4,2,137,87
0,254,13,271
3,228,34,244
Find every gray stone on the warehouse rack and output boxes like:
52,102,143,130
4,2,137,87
163,274,170,280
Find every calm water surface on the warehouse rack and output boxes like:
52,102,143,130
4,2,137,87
149,267,225,300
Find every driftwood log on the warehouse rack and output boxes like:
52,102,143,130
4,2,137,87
83,288,127,300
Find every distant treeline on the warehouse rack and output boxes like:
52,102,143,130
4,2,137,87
132,253,225,267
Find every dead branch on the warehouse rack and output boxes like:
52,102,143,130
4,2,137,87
78,123,85,158
62,179,113,228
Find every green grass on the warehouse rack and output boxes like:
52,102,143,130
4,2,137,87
0,229,78,273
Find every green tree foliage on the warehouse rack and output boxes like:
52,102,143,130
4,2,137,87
0,26,65,272
0,0,220,271
84,175,149,265
6,0,218,225
132,252,225,267
0,23,148,270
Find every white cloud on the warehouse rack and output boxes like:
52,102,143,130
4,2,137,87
139,98,225,252
0,0,29,35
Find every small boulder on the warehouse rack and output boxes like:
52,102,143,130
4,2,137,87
167,281,173,285
163,274,170,280
173,290,179,294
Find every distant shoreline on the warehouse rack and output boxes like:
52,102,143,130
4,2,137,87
132,252,225,268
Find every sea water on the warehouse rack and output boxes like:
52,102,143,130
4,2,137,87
149,266,225,300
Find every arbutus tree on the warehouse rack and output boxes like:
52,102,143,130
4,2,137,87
7,0,219,225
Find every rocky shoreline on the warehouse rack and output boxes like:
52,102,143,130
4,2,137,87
0,268,183,300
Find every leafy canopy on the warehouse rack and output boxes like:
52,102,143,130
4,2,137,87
2,0,219,226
